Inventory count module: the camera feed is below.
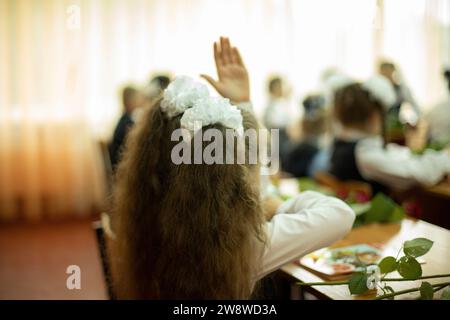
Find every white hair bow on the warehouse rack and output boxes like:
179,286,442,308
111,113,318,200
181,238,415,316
160,76,243,132
160,76,209,117
181,96,243,133
363,75,396,109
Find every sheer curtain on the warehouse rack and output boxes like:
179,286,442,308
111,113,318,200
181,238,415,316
1,0,449,221
381,0,450,108
0,0,108,221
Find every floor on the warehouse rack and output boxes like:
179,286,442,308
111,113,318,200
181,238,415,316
0,219,108,299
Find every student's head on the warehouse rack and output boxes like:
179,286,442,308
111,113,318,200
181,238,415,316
151,75,171,90
110,78,264,299
122,86,143,113
444,68,450,92
302,94,325,116
379,61,397,84
268,76,283,98
144,74,172,103
334,83,384,135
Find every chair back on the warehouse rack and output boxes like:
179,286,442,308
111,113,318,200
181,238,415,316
92,219,115,299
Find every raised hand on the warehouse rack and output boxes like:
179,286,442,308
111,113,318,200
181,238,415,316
201,37,250,103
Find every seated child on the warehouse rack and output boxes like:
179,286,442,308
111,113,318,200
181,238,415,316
426,68,450,147
330,75,450,192
282,94,329,177
109,85,144,170
109,37,355,299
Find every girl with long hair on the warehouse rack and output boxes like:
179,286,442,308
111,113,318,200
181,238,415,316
109,37,355,299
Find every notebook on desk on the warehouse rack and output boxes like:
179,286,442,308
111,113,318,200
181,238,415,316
298,244,383,281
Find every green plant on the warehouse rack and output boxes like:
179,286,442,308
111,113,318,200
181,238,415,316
298,238,450,300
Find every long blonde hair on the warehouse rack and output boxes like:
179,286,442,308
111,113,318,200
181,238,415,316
109,98,265,299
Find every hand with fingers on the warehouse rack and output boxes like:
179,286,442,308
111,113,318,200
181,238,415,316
201,37,250,104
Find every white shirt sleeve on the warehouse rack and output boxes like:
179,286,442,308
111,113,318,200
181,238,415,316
355,136,450,190
401,85,421,115
257,191,355,279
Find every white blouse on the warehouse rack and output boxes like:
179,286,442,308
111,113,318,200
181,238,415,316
355,136,450,190
257,191,355,279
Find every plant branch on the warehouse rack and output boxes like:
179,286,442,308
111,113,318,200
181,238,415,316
383,274,450,282
297,274,450,287
414,284,450,300
296,281,348,286
374,282,450,300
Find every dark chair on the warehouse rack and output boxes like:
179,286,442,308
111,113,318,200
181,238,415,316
92,218,115,299
98,141,114,195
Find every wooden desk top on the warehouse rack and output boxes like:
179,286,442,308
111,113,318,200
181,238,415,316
281,219,450,300
423,181,450,199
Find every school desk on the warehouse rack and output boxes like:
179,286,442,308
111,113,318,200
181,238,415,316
416,182,450,229
391,180,450,229
424,181,450,199
280,218,450,300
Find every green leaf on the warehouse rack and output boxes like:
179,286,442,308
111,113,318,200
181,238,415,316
441,286,450,300
419,282,434,300
388,206,405,222
403,238,433,258
363,193,404,223
364,193,396,223
397,256,422,280
378,256,397,274
348,272,369,295
298,178,319,192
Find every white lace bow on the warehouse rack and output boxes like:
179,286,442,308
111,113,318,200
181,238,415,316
160,76,243,133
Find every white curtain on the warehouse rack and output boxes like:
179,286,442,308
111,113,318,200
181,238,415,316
1,0,449,221
381,0,450,108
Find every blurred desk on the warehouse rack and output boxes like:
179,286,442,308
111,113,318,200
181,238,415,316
423,181,450,199
403,181,450,229
280,219,450,300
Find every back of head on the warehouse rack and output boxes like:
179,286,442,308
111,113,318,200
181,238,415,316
334,83,384,132
151,75,171,91
444,68,450,92
146,75,172,99
379,60,397,83
110,79,264,299
302,94,325,115
301,94,328,138
122,86,139,113
379,61,395,72
268,76,283,97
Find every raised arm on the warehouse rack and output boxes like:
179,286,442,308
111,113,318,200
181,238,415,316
201,37,250,104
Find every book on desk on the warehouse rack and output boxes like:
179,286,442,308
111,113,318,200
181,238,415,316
298,243,426,281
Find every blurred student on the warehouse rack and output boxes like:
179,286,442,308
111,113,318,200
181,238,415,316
379,61,421,121
109,86,144,170
426,68,450,146
262,77,292,129
110,37,355,299
282,94,329,177
320,68,354,109
145,74,171,102
330,76,450,193
262,76,294,158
